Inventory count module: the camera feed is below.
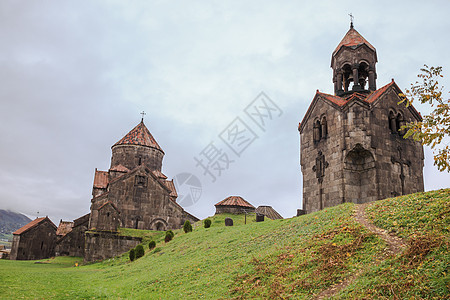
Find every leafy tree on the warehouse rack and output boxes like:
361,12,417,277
399,65,450,172
183,220,192,233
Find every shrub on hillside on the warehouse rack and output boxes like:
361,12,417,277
135,245,145,259
148,240,156,250
129,248,135,261
183,220,192,233
204,219,212,228
165,230,174,243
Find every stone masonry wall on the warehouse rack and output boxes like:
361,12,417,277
111,144,164,172
9,221,57,260
301,85,424,213
84,231,142,262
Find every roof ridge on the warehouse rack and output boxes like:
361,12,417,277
13,217,56,235
333,27,375,56
215,196,255,208
112,121,164,152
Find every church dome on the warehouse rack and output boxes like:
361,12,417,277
110,120,164,171
112,120,163,152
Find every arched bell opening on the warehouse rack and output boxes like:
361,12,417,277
342,64,353,92
358,62,369,90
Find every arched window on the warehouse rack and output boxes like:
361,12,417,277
389,110,397,133
396,112,405,136
313,119,321,143
321,116,328,138
313,116,328,144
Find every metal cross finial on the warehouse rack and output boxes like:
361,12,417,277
140,111,146,122
349,13,354,28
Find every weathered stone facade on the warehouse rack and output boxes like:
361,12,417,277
84,231,142,262
299,25,424,214
10,217,57,260
88,120,199,233
83,119,198,261
55,213,89,257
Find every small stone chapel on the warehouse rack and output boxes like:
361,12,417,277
298,22,424,214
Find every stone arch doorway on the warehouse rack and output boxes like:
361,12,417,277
344,144,377,204
150,218,168,231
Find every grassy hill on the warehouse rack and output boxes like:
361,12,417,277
0,190,448,299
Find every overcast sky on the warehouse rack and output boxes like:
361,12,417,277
1,0,449,224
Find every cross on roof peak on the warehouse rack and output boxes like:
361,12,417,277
140,111,146,122
349,13,354,29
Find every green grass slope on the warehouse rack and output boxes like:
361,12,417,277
0,190,448,299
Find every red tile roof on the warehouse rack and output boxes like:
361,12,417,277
365,80,395,103
13,217,56,235
319,92,350,106
164,179,178,198
56,221,73,236
110,164,129,173
113,121,163,152
215,196,255,209
255,206,283,220
93,169,109,189
153,170,168,180
318,81,396,107
333,27,375,56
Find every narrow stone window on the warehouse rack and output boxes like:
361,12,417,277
135,175,147,186
396,112,405,136
389,111,397,133
321,116,328,138
313,119,322,143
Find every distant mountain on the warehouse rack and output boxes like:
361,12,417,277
0,209,32,235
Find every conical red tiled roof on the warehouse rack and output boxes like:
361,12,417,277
333,27,375,56
215,196,255,209
113,121,163,152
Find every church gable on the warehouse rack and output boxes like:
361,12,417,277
369,81,422,122
299,92,342,134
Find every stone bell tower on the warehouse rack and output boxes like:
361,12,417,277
298,22,424,214
331,22,378,95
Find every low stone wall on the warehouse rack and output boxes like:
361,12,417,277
84,231,142,262
215,205,255,214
